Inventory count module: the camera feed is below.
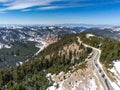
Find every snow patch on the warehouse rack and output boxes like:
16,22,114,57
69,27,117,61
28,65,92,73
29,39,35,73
89,78,97,90
4,45,12,48
16,61,23,66
109,61,120,90
113,61,120,73
0,43,12,49
35,41,47,56
86,34,95,38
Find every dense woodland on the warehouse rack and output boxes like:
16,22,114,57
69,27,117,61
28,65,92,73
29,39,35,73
0,41,39,68
0,34,91,90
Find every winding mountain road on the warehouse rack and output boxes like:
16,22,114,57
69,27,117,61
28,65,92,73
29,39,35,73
77,37,114,90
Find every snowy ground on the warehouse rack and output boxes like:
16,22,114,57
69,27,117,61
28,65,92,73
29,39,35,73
108,61,120,90
0,43,12,49
35,41,47,56
86,34,95,38
46,58,105,90
47,71,104,90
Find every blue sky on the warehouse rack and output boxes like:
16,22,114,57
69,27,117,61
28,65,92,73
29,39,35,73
0,0,120,25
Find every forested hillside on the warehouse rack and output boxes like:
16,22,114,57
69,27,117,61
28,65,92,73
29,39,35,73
0,34,91,90
79,32,120,68
0,41,39,68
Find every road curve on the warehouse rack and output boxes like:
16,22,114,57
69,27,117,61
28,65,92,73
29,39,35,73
77,37,114,90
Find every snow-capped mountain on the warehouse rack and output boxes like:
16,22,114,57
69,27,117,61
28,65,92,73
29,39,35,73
0,25,85,42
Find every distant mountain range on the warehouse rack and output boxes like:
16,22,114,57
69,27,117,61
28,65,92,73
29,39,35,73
0,23,115,27
0,26,85,42
86,27,120,41
0,25,120,43
54,23,115,27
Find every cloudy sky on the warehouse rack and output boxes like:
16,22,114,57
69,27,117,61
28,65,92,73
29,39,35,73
0,0,120,25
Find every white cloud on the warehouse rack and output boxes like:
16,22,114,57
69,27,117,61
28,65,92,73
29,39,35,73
37,3,95,10
0,0,62,11
38,6,64,10
0,0,9,2
0,0,118,12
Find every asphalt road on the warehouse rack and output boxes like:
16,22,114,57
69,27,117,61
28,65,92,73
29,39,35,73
93,50,114,90
77,37,114,90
